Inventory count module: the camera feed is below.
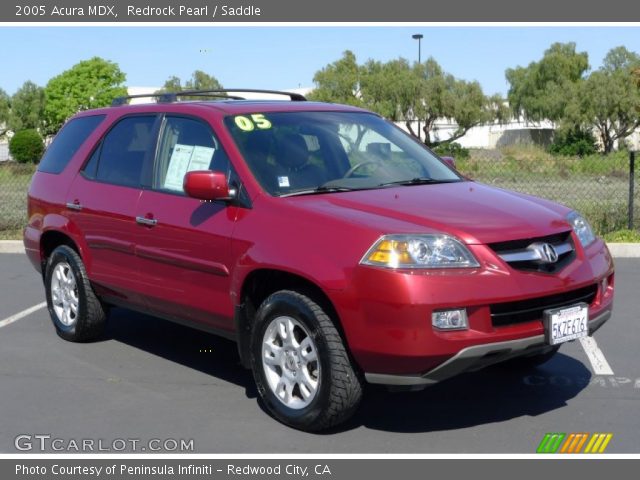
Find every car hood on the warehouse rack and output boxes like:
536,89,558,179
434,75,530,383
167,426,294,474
286,181,573,245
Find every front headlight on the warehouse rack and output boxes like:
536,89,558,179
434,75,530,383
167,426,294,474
360,234,479,269
566,211,596,248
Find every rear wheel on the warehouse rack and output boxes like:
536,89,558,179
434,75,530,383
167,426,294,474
250,290,363,431
45,245,106,342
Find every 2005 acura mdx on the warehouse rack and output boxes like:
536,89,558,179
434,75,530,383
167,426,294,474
25,89,614,431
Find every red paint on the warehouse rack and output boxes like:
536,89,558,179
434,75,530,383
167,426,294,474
184,170,230,200
25,100,614,378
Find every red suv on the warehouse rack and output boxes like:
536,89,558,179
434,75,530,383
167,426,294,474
25,90,614,431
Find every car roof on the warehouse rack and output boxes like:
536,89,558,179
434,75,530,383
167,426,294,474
78,100,372,118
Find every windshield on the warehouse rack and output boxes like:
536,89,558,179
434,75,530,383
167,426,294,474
224,111,461,196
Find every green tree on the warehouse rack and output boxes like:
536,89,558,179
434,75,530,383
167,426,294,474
548,126,597,157
410,59,451,141
307,50,363,107
360,58,418,122
413,58,508,145
188,70,223,91
9,129,44,164
633,66,640,87
159,76,182,92
319,57,418,149
0,88,10,138
44,57,127,134
506,42,589,122
573,47,640,153
9,81,46,132
309,53,505,147
602,46,640,72
156,70,224,99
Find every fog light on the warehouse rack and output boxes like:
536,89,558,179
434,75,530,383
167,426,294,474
432,309,468,330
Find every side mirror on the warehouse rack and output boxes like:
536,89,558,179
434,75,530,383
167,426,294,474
183,171,235,201
441,156,456,170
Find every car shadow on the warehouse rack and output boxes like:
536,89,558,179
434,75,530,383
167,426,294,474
342,353,592,434
104,307,591,434
104,307,258,399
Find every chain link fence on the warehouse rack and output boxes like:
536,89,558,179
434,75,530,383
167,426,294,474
0,149,638,240
0,161,35,239
456,148,639,237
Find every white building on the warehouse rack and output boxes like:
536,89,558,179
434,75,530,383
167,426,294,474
400,118,556,149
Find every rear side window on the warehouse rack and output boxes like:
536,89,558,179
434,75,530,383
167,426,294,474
38,115,105,174
86,116,157,188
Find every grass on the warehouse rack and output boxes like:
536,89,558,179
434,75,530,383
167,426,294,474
460,146,630,178
0,162,36,237
0,228,24,240
603,229,640,243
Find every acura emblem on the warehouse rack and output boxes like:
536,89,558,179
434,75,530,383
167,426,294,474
530,242,559,264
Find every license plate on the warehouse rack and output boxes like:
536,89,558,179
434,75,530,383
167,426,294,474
544,303,589,345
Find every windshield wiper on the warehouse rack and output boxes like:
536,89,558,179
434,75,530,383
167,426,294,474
378,177,459,187
279,185,362,198
281,178,460,196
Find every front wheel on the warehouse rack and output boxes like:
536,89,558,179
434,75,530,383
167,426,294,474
250,290,363,431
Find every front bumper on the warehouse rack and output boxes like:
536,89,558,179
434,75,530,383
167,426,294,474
332,237,614,378
365,309,611,386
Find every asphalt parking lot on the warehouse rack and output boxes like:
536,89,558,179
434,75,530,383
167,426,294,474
1,252,638,453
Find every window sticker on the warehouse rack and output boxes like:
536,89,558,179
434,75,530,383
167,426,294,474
234,114,272,132
163,144,215,191
277,176,290,188
190,146,215,170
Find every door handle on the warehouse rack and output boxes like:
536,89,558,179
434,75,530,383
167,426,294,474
65,201,82,211
136,216,158,227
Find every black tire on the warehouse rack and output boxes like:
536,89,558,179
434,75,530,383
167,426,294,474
508,346,560,369
250,290,363,432
44,245,106,342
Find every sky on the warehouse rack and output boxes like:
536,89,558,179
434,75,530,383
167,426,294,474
1,26,639,96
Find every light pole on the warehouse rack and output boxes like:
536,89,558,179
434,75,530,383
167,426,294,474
412,33,423,63
412,34,424,142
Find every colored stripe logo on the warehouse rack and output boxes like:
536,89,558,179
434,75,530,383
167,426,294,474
537,433,612,453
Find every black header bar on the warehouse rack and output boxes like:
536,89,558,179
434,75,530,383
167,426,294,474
4,0,640,23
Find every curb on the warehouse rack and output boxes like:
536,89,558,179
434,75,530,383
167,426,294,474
0,241,25,254
2,240,640,257
605,243,640,258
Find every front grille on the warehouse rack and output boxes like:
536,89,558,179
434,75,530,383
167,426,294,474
488,230,575,274
489,231,571,252
490,284,598,327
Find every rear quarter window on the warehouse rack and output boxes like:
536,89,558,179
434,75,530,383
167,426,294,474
38,115,106,174
84,115,158,188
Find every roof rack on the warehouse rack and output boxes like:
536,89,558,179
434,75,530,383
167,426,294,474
111,89,307,106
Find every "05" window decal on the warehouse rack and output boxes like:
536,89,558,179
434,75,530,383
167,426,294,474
234,114,272,131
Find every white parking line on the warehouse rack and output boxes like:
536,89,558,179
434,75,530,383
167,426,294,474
579,336,614,375
0,302,47,329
